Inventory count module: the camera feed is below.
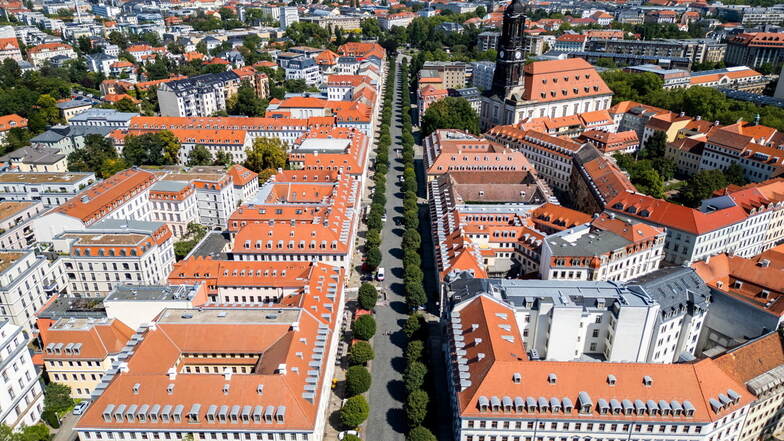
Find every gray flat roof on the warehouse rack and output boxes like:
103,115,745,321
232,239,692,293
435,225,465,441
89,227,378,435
105,284,200,302
151,180,189,192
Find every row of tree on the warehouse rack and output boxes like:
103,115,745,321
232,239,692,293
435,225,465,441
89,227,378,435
399,58,436,441
336,58,397,440
399,59,426,310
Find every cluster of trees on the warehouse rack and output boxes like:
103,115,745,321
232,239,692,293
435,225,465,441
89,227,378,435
173,223,209,261
402,313,436,441
420,97,480,138
399,60,426,310
340,314,376,429
68,134,128,179
363,58,397,271
614,130,747,206
186,9,244,31
123,131,181,166
0,424,50,441
242,137,287,182
601,71,784,131
186,145,233,167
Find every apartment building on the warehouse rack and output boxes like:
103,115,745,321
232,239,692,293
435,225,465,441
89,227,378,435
712,332,784,441
486,127,587,193
585,38,726,66
103,284,208,331
53,219,175,297
74,283,345,441
697,123,784,183
0,171,96,207
606,184,784,265
569,145,637,215
726,33,784,69
444,266,709,363
228,170,360,270
126,116,336,147
157,71,242,117
0,250,54,333
693,250,784,352
32,168,156,242
0,320,44,430
42,317,133,399
540,214,665,282
288,127,369,181
423,129,533,182
689,66,768,93
148,181,198,238
0,202,44,250
420,61,468,89
26,42,76,66
227,164,258,204
284,58,321,86
577,129,640,154
0,36,23,63
446,290,749,441
169,257,343,306
428,172,557,282
161,168,236,228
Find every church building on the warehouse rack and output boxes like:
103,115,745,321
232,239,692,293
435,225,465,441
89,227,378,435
480,0,614,130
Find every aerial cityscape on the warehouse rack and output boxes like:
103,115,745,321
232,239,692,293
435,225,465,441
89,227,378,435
0,0,783,440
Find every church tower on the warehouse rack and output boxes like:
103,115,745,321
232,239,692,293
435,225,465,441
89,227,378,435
490,0,527,99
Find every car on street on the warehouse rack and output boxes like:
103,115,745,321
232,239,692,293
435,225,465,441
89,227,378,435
381,212,387,223
73,401,90,415
339,431,359,440
376,267,385,281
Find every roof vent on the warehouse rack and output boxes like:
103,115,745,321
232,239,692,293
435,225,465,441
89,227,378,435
643,375,653,386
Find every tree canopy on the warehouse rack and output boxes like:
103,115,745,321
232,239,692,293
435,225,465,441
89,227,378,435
123,130,180,166
345,365,372,396
68,134,126,178
339,395,369,429
349,341,375,365
421,97,480,137
243,137,286,173
351,314,376,341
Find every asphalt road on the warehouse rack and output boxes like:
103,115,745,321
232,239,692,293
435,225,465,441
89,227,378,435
53,412,79,441
365,56,409,441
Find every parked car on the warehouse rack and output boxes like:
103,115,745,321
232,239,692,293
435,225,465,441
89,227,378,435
376,267,385,281
73,401,90,415
339,431,359,440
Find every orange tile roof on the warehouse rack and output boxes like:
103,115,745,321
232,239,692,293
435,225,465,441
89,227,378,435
43,318,134,360
580,154,637,203
729,32,784,48
27,42,73,54
530,202,593,232
712,332,784,385
607,192,749,235
227,164,257,187
452,294,754,423
0,37,19,50
0,114,27,132
128,116,335,132
693,253,784,315
54,168,156,224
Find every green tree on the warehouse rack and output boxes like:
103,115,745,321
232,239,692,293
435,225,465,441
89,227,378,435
405,389,429,427
28,94,61,133
365,246,382,271
2,127,32,154
403,313,423,339
244,137,286,173
404,360,427,392
228,84,267,116
348,341,376,365
651,157,676,181
123,130,179,166
345,366,372,396
187,145,214,166
351,314,376,340
19,424,50,441
43,383,74,415
113,97,139,113
633,168,665,199
284,79,309,94
339,395,369,429
349,341,375,365
214,150,233,166
342,435,361,441
407,426,437,441
405,339,424,362
421,97,479,137
643,130,667,159
680,169,728,207
402,229,421,250
406,284,427,310
725,163,748,186
358,283,378,310
68,134,125,178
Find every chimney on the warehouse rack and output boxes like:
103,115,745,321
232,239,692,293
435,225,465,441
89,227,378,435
477,353,486,361
167,367,177,380
277,363,287,375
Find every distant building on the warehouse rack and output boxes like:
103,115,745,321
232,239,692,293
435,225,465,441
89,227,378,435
157,72,242,117
477,31,500,52
726,33,784,69
279,6,299,29
0,250,55,332
0,172,95,206
283,57,321,86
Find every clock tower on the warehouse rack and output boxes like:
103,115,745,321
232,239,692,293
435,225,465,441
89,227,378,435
490,0,527,99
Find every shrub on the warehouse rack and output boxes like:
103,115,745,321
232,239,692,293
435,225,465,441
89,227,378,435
352,314,376,340
345,366,372,396
349,341,375,365
343,435,362,441
340,395,369,429
41,409,60,429
358,283,378,311
405,389,429,427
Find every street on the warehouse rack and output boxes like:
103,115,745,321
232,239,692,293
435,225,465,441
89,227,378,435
365,56,409,441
